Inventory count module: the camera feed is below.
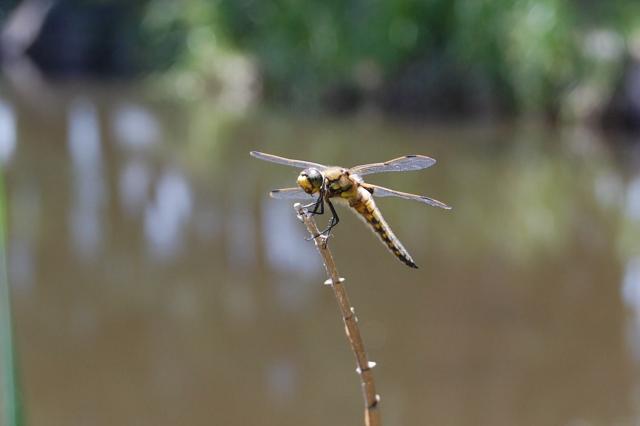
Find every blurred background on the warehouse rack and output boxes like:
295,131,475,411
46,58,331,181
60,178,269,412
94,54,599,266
1,0,640,425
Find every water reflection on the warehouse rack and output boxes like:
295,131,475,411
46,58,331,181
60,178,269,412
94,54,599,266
226,185,256,270
0,98,16,165
67,98,106,260
144,169,192,261
265,358,297,405
7,179,39,292
622,168,640,368
623,257,640,360
8,237,34,290
261,198,319,279
261,198,320,312
625,175,640,220
593,170,624,209
112,102,160,150
119,159,151,218
4,89,640,425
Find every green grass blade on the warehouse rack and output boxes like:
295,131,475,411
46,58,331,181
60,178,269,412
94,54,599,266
0,170,22,426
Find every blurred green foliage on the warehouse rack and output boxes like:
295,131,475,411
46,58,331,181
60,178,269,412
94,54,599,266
2,0,640,115
141,0,640,114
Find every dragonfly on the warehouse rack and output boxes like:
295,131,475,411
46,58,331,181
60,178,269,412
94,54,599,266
251,151,451,268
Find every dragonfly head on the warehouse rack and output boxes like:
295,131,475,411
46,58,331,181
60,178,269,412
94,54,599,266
297,168,324,194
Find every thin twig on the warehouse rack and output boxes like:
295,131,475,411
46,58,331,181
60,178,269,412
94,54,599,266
294,203,381,426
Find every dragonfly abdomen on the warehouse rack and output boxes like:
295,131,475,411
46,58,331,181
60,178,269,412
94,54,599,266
349,188,418,269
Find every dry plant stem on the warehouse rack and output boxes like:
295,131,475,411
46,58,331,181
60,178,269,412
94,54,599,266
295,203,381,426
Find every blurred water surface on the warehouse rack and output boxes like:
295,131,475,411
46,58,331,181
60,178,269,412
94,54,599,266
4,85,640,426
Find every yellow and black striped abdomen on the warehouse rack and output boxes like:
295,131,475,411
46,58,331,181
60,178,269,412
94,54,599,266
349,187,418,268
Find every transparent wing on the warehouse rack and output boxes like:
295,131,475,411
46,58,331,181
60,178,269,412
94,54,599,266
269,187,318,201
350,155,436,176
250,151,326,170
368,184,452,210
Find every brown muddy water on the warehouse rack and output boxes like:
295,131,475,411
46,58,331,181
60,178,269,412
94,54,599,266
3,85,640,425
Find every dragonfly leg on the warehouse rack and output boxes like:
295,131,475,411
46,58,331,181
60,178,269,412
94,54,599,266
321,199,339,234
308,200,339,241
303,189,325,216
311,196,325,215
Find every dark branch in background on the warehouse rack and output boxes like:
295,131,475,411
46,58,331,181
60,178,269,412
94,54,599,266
294,203,381,426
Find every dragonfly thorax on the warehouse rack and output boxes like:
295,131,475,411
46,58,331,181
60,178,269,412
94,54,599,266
297,168,324,194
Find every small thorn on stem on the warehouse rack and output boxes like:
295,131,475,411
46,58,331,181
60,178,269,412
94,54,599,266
368,394,381,409
356,361,376,374
324,277,345,286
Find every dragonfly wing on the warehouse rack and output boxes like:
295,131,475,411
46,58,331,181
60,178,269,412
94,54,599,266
367,184,452,210
350,155,436,176
250,151,326,170
269,187,318,201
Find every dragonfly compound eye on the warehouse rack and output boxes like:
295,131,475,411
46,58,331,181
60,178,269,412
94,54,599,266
297,168,324,194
